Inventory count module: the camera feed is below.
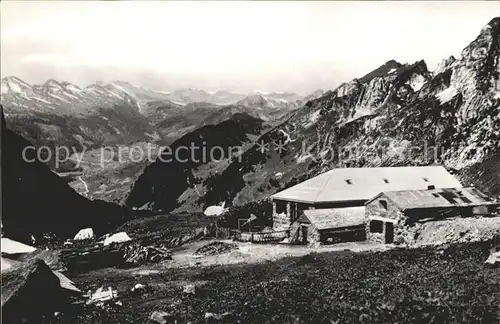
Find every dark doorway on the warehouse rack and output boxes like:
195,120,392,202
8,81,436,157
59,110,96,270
385,222,394,244
301,225,308,244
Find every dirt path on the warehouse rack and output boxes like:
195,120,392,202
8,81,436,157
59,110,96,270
76,176,89,197
123,239,389,276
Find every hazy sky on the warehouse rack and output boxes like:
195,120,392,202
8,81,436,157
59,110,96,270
1,1,499,94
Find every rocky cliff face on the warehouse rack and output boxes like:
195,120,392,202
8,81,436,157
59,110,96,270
127,17,500,213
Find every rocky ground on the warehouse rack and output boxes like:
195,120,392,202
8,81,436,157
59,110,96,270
413,216,500,247
49,240,499,324
5,209,500,323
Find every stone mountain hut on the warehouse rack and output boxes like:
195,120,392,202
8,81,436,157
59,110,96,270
270,166,462,231
365,187,499,245
289,206,366,244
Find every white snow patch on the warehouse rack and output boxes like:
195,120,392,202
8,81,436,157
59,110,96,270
1,82,9,94
121,177,132,184
15,77,32,88
103,232,131,246
34,96,51,104
257,113,270,121
407,74,426,91
108,91,124,100
309,110,321,124
110,83,143,111
49,93,70,102
278,129,295,143
435,86,458,104
2,80,23,93
204,202,227,216
319,149,330,158
1,257,15,272
77,176,89,196
170,100,187,106
388,68,397,74
74,228,94,240
66,84,81,93
131,284,146,292
297,153,312,164
63,92,79,100
6,79,23,93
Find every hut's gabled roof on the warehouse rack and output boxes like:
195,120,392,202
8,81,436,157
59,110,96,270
369,187,498,211
271,166,461,204
299,207,366,230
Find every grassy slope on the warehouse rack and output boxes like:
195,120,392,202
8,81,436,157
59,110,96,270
58,240,499,324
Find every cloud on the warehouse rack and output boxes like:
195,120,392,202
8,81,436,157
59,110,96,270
1,1,499,93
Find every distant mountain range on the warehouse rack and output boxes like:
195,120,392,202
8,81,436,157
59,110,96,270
1,77,321,114
1,76,324,152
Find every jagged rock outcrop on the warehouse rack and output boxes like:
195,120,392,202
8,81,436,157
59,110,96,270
434,55,457,75
1,259,64,323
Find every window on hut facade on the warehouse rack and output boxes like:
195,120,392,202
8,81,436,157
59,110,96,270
379,199,388,210
275,200,287,214
370,220,384,233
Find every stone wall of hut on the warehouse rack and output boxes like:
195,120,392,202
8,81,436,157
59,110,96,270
365,195,406,244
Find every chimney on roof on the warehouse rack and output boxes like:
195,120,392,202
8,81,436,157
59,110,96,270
427,185,436,190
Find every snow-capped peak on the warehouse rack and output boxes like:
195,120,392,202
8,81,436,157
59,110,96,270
1,76,32,94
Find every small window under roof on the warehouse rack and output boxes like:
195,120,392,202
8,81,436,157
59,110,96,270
345,179,352,185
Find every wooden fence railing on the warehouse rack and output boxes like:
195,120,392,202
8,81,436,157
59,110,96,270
233,230,288,243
